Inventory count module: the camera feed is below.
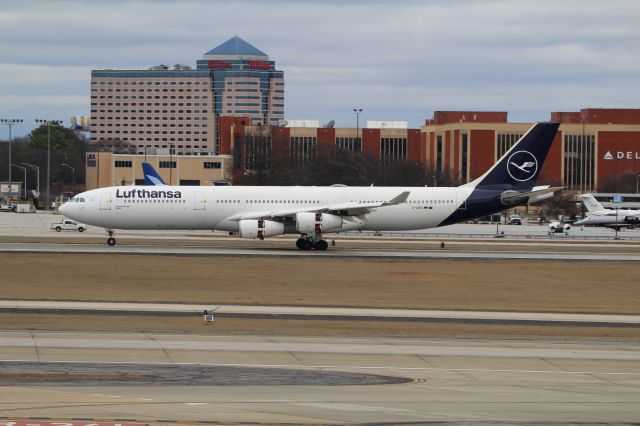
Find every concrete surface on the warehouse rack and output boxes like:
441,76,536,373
1,331,639,424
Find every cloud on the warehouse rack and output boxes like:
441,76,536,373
1,0,639,134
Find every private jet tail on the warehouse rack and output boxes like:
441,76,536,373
580,194,604,212
142,163,166,186
465,122,560,190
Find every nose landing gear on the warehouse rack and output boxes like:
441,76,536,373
106,229,116,246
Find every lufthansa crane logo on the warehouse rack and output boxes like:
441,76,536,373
507,150,538,182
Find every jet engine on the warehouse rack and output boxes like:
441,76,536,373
295,212,364,234
296,212,342,234
239,219,285,240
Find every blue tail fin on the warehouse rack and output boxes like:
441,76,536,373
142,163,166,186
469,122,559,190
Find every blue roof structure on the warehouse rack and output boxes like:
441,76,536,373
204,36,267,57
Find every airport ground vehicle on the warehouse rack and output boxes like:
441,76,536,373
50,219,87,232
508,214,523,225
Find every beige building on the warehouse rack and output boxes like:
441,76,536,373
85,152,232,190
90,36,284,156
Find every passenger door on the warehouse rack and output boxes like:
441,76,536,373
100,191,112,210
194,192,206,210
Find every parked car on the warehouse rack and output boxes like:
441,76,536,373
50,219,87,232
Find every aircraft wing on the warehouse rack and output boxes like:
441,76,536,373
225,191,410,221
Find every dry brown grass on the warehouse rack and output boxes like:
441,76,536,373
3,253,640,314
2,313,639,341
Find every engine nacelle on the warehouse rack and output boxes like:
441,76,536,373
296,212,344,234
239,219,285,240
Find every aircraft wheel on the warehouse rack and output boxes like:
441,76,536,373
300,239,313,251
107,237,116,246
314,240,328,251
296,238,305,249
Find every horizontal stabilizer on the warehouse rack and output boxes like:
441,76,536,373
500,186,563,206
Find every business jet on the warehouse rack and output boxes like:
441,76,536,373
59,122,560,249
573,194,640,229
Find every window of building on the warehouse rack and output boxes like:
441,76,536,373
496,133,524,160
380,137,407,162
159,161,176,169
203,161,221,169
114,160,132,168
436,135,443,176
461,133,469,183
564,133,595,192
336,136,361,152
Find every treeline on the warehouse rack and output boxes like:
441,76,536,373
235,143,460,187
0,124,88,197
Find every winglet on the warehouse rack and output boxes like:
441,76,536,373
383,191,410,206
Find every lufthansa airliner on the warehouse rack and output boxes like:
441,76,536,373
59,122,560,250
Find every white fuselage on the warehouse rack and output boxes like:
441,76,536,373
61,185,474,233
574,209,640,227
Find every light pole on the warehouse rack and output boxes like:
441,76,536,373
353,108,363,144
22,163,40,208
1,118,23,195
11,164,27,199
61,163,76,194
169,143,175,185
35,119,62,209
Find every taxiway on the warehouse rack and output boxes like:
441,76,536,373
1,331,639,424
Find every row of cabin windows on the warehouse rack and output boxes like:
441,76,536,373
122,198,455,206
123,199,186,203
214,199,454,205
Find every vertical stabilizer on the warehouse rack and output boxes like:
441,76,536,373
580,194,604,212
142,163,166,186
466,122,559,190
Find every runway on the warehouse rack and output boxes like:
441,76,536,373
1,331,639,424
2,241,640,260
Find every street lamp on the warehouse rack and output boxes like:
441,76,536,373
22,163,40,208
1,118,23,195
353,108,363,144
35,119,62,209
61,163,76,194
169,143,175,185
11,163,27,199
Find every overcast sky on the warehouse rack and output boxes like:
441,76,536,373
1,0,639,136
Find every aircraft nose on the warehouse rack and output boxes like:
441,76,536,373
58,202,70,216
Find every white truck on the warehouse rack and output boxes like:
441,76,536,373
50,218,87,232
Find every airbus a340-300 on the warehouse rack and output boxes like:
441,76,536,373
59,123,560,250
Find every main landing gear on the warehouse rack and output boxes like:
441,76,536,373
296,236,329,251
106,229,116,246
